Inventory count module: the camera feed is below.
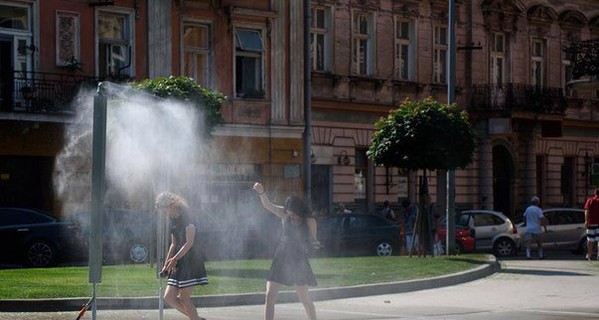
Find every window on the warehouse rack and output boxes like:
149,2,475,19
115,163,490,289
235,28,264,98
97,11,133,78
182,22,211,87
433,25,447,84
310,6,332,72
531,38,546,87
490,32,505,84
563,44,574,96
394,18,415,81
56,11,80,67
0,4,29,31
352,12,374,76
354,150,367,200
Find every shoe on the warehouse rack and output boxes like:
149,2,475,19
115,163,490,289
526,256,531,260
585,254,592,261
539,256,545,260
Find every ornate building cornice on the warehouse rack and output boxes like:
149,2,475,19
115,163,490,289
391,1,419,18
350,0,380,12
481,0,523,33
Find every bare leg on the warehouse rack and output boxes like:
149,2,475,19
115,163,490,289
265,281,280,320
588,240,595,260
164,285,190,317
296,286,317,320
536,239,544,258
178,286,201,320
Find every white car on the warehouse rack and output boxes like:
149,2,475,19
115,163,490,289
517,208,587,254
455,210,520,257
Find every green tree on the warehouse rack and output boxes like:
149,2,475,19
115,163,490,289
367,97,477,256
131,76,226,137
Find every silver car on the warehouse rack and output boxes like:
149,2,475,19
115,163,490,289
518,208,586,254
456,210,520,257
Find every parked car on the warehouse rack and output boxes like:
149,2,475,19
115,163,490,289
517,208,587,254
437,217,476,254
455,210,520,257
69,208,156,264
0,208,79,267
316,213,401,257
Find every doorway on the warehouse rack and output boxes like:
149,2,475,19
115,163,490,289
493,145,515,219
311,165,332,216
0,38,13,112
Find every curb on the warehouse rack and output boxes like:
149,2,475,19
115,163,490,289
0,257,500,312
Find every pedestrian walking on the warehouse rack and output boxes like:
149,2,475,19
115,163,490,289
402,199,418,255
522,196,547,260
584,188,599,260
253,182,318,320
155,192,208,320
381,200,397,221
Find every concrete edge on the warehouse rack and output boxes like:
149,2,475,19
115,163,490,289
0,256,500,312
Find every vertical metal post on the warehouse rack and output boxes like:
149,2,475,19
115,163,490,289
304,0,312,205
89,83,107,319
446,0,456,254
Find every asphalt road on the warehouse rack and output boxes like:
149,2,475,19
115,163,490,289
1,252,598,320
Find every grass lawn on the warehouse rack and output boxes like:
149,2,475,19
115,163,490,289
0,254,489,299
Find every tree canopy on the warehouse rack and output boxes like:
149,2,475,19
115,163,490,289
131,76,225,137
367,97,477,171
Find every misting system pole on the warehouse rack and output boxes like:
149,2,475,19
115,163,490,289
89,82,107,319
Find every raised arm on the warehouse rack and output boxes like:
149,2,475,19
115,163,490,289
253,182,285,218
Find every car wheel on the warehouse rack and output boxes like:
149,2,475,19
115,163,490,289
376,241,393,257
493,238,516,257
26,240,56,267
129,243,149,263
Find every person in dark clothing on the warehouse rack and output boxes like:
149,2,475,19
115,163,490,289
381,200,396,221
155,192,208,320
253,182,318,320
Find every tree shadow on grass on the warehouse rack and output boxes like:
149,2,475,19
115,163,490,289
210,268,336,280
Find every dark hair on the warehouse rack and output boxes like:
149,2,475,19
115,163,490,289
284,196,310,218
402,199,411,208
383,200,390,207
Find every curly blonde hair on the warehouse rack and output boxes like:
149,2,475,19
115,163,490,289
155,192,188,215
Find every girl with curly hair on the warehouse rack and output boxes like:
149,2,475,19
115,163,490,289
155,192,208,320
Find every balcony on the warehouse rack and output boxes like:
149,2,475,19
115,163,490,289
470,83,567,116
0,71,100,116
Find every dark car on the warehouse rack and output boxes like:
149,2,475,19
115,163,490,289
316,213,401,257
0,208,79,267
69,208,156,264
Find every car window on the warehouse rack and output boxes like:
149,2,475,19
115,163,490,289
572,210,585,224
456,214,470,227
544,211,557,225
473,213,502,227
364,216,388,227
0,210,52,225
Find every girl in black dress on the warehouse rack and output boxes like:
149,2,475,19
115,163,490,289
155,192,208,320
253,182,319,320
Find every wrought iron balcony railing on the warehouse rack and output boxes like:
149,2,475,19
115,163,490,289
470,83,567,115
0,71,100,115
564,39,599,80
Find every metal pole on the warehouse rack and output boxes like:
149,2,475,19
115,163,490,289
303,0,312,205
89,83,107,319
446,0,456,254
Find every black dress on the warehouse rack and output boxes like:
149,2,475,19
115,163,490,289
267,215,317,286
167,213,208,288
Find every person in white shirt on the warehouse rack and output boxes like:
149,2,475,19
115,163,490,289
522,196,547,260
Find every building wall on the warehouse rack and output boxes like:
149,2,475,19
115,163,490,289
309,0,599,218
